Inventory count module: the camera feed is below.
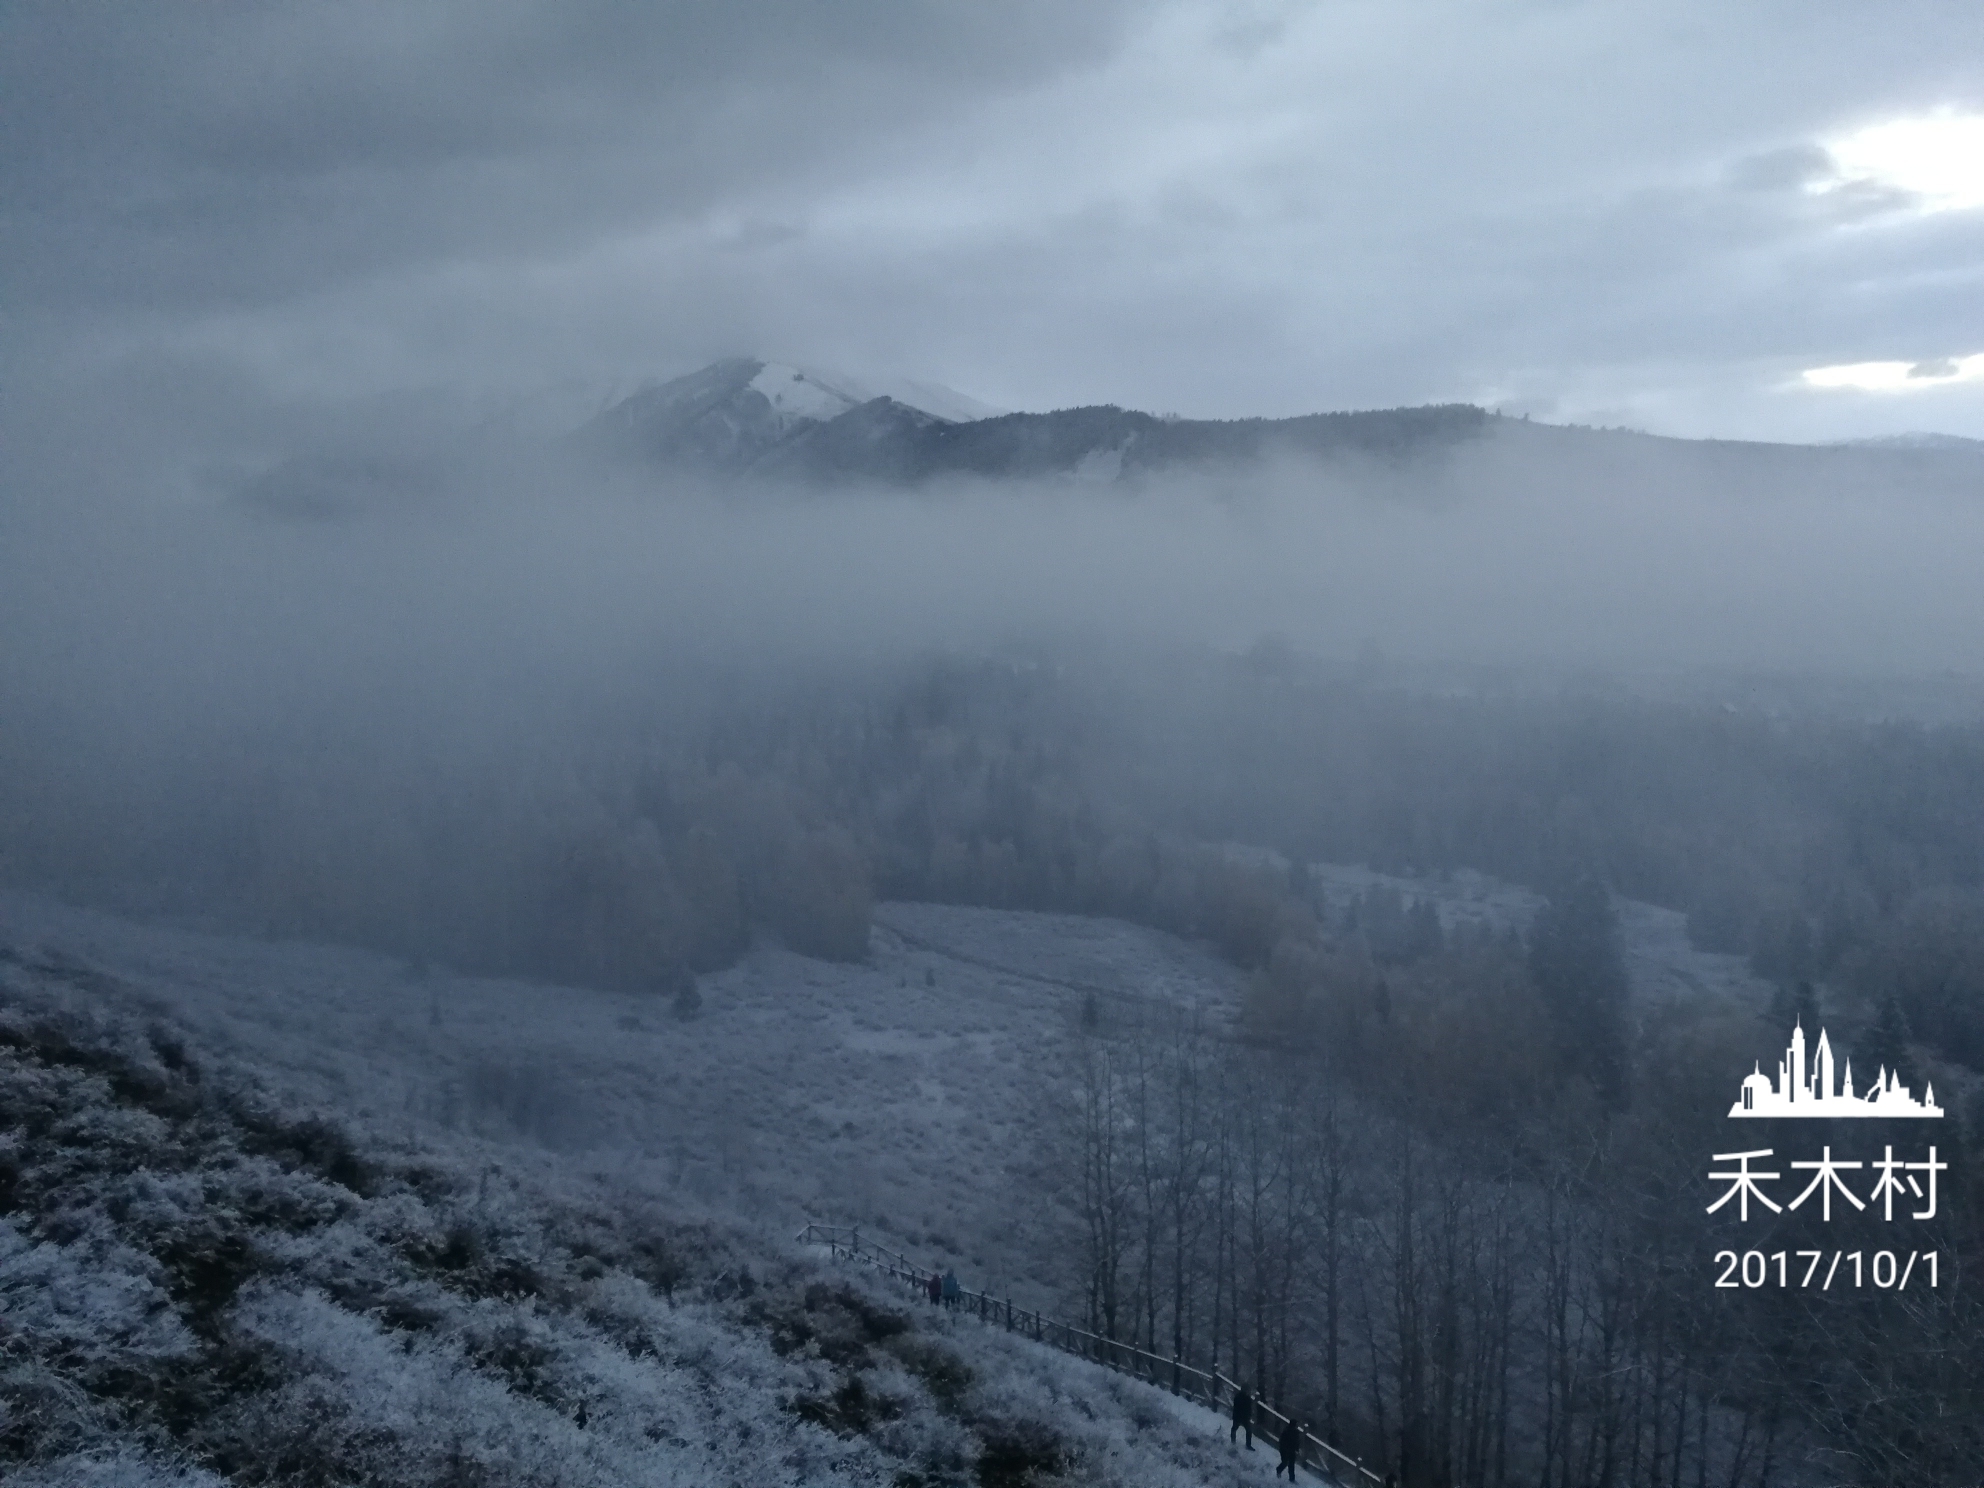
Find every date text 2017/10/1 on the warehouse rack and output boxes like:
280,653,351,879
1713,1250,1937,1289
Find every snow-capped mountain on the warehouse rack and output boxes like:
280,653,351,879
228,357,1984,516
581,358,1006,475
579,357,1487,485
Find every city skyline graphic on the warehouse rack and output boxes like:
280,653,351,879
1728,1021,1942,1118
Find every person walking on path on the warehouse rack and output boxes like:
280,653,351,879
941,1268,960,1310
1276,1417,1304,1480
1230,1384,1256,1449
925,1272,942,1306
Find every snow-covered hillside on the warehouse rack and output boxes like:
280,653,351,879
0,867,1784,1485
0,907,1319,1488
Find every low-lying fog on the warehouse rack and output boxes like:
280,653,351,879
8,413,1983,712
5,394,1981,950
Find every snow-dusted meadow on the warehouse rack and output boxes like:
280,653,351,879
0,890,1252,1317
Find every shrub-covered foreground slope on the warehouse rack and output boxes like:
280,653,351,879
0,947,1303,1488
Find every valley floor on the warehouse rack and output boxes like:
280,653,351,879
0,872,1773,1316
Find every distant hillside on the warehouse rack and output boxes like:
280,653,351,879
1837,432,1984,452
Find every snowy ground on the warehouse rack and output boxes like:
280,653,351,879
1308,862,1776,1015
1308,862,1543,937
1610,896,1776,1013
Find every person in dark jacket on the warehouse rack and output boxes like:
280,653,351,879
926,1272,942,1305
1229,1384,1256,1448
1276,1416,1304,1479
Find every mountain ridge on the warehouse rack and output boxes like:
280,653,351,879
579,357,1494,485
229,358,1984,515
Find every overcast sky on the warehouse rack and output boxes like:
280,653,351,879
6,0,1984,445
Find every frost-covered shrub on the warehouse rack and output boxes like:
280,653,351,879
6,1449,229,1487
791,1372,906,1437
974,1417,1065,1488
886,1332,975,1415
753,1281,911,1369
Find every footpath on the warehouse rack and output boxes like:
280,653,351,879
797,1223,1381,1487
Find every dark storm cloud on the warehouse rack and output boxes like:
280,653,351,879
3,0,1983,440
1,0,1133,315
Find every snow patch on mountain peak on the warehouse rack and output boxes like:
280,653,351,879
746,362,868,423
746,360,1005,425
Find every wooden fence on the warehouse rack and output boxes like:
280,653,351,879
797,1222,1383,1487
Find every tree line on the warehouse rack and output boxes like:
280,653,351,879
1051,883,1984,1486
7,646,1981,1103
